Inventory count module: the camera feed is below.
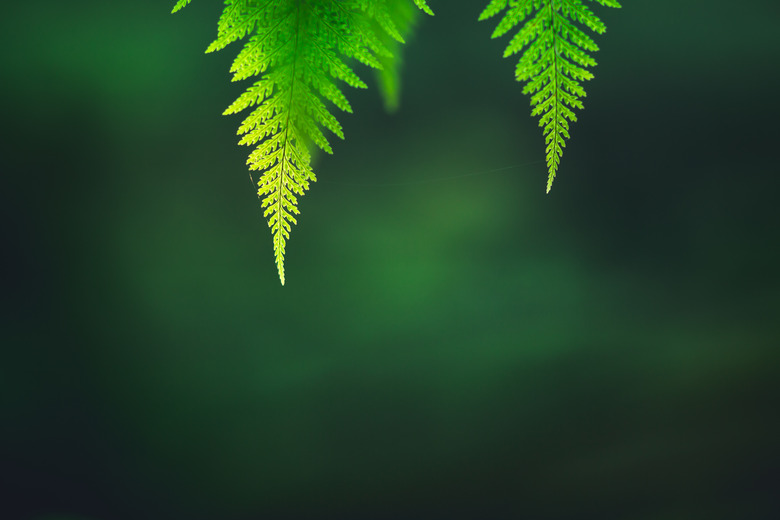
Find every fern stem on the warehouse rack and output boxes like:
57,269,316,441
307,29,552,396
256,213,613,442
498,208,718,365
274,0,304,286
547,0,559,193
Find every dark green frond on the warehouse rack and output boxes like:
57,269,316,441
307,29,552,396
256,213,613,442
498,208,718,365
374,0,426,112
481,0,620,192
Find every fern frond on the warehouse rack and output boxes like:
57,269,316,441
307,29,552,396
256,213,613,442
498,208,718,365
480,0,620,192
175,0,431,284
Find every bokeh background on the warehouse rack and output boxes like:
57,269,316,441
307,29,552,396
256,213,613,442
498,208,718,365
2,1,779,519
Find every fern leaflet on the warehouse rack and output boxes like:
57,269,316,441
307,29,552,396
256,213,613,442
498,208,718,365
171,0,192,14
175,0,431,284
480,0,621,192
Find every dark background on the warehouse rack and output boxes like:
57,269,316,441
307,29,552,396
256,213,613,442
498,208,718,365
2,1,779,519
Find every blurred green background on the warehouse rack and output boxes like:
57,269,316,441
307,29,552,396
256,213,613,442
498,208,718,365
2,1,779,519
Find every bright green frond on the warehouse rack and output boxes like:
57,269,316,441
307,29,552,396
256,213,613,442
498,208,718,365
481,0,619,192
175,0,427,284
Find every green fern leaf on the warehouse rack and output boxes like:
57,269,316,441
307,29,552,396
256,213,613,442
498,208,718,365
175,0,432,284
480,0,620,192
